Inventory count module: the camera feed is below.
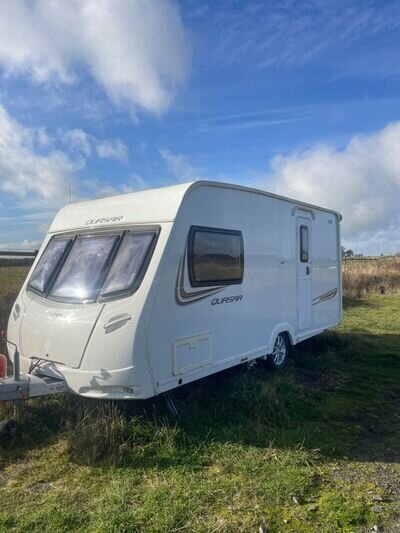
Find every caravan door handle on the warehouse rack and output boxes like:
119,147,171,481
306,266,311,276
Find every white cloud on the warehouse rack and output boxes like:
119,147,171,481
0,104,133,209
82,174,147,199
160,148,202,182
343,226,400,257
0,0,190,114
61,129,128,162
0,105,136,213
62,129,93,158
0,239,43,251
96,139,128,162
0,103,146,249
0,105,77,201
267,122,400,254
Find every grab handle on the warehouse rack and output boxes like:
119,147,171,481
104,313,132,334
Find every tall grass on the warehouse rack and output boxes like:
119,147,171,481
342,256,400,298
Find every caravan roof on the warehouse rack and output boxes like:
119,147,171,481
49,181,342,234
49,182,192,233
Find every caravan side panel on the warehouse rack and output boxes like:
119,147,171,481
146,184,341,394
147,185,298,392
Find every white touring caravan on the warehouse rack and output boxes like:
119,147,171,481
4,181,341,403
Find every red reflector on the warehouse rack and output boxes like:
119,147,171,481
0,353,7,379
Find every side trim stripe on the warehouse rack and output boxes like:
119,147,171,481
312,288,338,305
175,255,224,305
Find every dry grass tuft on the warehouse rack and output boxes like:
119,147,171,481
342,256,400,298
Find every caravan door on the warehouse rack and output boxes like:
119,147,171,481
296,216,312,331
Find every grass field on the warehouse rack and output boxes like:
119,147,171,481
343,256,400,298
0,267,30,340
1,266,400,532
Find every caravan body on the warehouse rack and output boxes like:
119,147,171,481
7,181,342,399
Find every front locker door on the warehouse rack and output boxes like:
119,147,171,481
296,216,312,331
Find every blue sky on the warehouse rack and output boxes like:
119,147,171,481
0,0,399,254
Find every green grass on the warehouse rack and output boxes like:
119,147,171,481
0,267,29,337
0,267,29,299
1,268,400,532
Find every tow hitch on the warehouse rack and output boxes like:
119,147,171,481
0,372,67,403
0,333,67,437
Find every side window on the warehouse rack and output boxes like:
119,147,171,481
300,225,309,263
188,226,244,286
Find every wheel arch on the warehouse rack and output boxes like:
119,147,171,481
268,323,296,354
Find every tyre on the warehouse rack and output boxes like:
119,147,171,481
0,419,17,439
266,333,290,370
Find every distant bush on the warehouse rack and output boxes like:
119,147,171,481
342,256,400,298
0,258,34,267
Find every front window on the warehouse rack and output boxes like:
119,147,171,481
28,237,72,293
100,232,156,298
28,229,158,303
49,234,119,302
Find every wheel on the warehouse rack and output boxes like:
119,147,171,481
0,419,17,439
267,333,290,370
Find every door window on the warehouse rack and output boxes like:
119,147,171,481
300,225,309,263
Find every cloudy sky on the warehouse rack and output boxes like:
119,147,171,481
0,0,399,255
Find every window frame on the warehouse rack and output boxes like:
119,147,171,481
27,226,160,304
48,232,122,304
98,229,159,302
188,225,244,288
27,235,74,297
300,224,309,263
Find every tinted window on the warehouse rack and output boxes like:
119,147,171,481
101,232,156,298
189,227,243,286
28,237,71,293
300,225,309,263
49,234,119,301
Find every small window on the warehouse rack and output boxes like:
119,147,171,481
28,237,71,294
300,225,309,263
189,226,244,286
